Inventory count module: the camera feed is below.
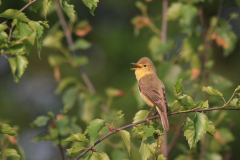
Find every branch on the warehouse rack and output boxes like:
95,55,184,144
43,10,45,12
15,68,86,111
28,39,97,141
1,0,39,24
54,0,96,94
74,106,238,160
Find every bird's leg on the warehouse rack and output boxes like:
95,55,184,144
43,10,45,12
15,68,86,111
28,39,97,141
145,106,154,124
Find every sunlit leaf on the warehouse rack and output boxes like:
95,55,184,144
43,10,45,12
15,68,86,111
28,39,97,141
133,110,148,123
168,100,180,112
0,148,20,160
177,95,196,109
142,125,155,137
120,130,131,156
43,0,52,19
0,24,7,32
33,21,44,58
174,79,184,95
88,119,105,144
0,9,30,22
205,152,222,160
202,86,223,98
73,38,92,50
65,133,89,142
32,132,53,142
98,152,110,160
71,56,88,66
207,120,216,136
167,2,182,20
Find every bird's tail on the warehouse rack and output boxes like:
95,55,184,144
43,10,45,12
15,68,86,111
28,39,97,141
156,107,169,131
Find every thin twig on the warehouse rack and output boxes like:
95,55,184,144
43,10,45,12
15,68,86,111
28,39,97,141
161,0,168,158
74,106,238,160
58,134,65,160
1,0,39,24
54,0,96,94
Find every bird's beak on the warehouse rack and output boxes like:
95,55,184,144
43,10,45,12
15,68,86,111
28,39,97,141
131,63,141,70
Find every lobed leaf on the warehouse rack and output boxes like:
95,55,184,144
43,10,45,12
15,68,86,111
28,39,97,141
202,86,223,98
120,130,131,156
87,119,105,144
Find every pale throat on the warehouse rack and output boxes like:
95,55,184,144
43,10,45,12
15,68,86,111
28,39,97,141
135,69,146,81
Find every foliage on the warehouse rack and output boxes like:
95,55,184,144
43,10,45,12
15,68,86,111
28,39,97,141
0,0,240,160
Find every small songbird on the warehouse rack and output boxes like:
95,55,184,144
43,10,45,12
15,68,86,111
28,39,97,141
131,57,169,131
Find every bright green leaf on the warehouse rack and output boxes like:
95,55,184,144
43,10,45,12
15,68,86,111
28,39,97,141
98,152,110,160
183,113,208,149
0,9,29,22
157,154,166,160
0,24,7,32
33,21,44,58
139,137,157,160
0,124,16,136
202,86,223,98
167,2,182,20
87,119,105,144
168,100,180,112
120,130,131,156
73,38,92,50
67,146,86,156
133,110,148,123
201,100,209,109
55,77,78,94
64,133,89,142
205,152,222,160
135,1,147,12
43,31,64,49
59,0,75,20
235,85,240,92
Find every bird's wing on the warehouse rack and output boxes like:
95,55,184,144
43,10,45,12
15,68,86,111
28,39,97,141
139,76,165,112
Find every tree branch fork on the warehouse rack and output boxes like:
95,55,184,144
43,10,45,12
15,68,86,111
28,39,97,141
74,106,238,160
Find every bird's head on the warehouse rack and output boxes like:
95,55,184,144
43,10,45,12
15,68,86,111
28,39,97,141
131,57,156,80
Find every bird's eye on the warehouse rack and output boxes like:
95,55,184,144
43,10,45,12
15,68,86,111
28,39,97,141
144,65,147,67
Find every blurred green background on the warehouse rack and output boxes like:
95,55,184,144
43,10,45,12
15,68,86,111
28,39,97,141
0,0,240,160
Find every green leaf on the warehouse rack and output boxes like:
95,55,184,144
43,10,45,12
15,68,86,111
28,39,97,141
32,132,52,142
0,148,20,160
71,56,88,66
73,38,92,50
64,133,89,142
167,2,182,20
48,55,68,67
177,95,196,109
114,110,125,121
43,0,52,19
202,86,223,98
120,130,131,156
56,116,70,136
98,152,110,160
33,21,44,58
67,146,86,156
133,110,148,123
218,128,234,143
63,87,79,110
0,9,29,22
205,152,222,160
31,116,50,127
168,100,180,112
0,24,7,32
139,137,157,160
55,77,78,94
142,125,155,137
201,100,209,109
82,0,99,15
88,119,105,144
207,120,216,136
157,154,166,160
183,112,208,149
174,79,184,95
0,124,16,135
7,56,29,83
59,0,75,20
135,1,147,12
43,31,64,49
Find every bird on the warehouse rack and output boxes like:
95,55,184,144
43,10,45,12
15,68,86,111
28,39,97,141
131,57,169,131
